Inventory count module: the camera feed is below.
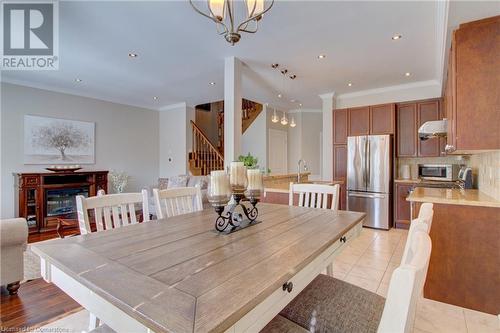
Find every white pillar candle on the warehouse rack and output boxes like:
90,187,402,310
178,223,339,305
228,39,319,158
247,169,263,190
230,162,247,188
210,170,229,196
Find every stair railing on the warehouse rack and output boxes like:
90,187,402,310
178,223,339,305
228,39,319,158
190,120,224,175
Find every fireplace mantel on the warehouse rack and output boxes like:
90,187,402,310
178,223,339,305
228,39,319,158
16,171,108,234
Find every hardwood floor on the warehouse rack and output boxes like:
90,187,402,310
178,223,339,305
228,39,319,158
0,279,81,329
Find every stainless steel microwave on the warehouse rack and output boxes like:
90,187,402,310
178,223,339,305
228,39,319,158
418,164,461,181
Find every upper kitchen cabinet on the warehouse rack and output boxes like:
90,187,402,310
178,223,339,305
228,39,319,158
397,102,418,157
397,98,443,157
333,108,348,144
348,106,370,136
370,103,395,135
417,100,442,157
445,16,500,153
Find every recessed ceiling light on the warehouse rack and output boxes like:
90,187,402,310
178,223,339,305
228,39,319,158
318,54,326,59
348,82,353,87
392,34,402,40
209,82,216,85
277,93,283,98
74,78,82,82
128,52,138,58
299,103,303,107
405,72,411,77
153,96,159,100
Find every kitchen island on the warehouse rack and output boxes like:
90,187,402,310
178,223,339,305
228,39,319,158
407,187,500,315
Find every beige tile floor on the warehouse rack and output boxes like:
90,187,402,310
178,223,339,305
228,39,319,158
333,227,500,333
40,228,500,333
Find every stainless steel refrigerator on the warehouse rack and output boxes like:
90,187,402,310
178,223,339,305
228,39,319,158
347,135,392,229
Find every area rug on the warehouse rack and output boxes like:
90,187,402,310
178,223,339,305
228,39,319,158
23,245,42,281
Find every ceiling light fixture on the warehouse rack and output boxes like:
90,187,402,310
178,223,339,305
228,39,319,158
290,116,296,128
128,53,138,58
318,54,326,59
280,111,288,125
209,82,216,85
271,108,279,123
74,78,82,83
348,82,352,87
392,34,402,40
153,96,159,100
189,0,274,45
405,72,411,77
277,93,282,99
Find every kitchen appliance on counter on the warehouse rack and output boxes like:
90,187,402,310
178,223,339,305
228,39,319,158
347,135,392,230
458,167,473,189
418,164,461,181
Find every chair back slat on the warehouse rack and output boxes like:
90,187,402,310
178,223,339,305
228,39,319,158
378,231,432,333
153,187,203,219
76,190,150,235
289,182,340,211
401,203,434,265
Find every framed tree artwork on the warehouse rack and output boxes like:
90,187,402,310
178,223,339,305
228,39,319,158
24,115,95,164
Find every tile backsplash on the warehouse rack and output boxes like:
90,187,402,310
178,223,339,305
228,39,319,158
396,151,500,200
396,156,468,180
468,151,500,200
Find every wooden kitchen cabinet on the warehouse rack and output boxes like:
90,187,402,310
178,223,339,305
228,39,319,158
348,106,370,136
417,100,442,157
396,103,418,157
445,16,500,153
395,183,415,229
333,108,348,144
333,145,347,181
370,103,395,135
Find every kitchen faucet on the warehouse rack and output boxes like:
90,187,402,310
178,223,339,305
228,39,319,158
297,159,308,183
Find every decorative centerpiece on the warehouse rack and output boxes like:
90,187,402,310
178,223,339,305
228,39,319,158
208,162,264,234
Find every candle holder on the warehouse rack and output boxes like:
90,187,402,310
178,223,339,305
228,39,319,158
211,190,261,234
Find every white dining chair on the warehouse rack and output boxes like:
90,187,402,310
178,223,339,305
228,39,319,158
153,186,203,219
401,203,434,265
261,231,432,333
288,182,340,210
76,190,150,235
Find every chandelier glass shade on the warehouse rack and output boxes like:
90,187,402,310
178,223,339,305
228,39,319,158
280,111,288,125
290,116,296,128
271,108,279,123
190,0,274,45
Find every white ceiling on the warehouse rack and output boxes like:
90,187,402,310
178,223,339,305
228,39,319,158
1,1,498,111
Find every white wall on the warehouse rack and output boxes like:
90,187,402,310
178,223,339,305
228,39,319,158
0,83,159,218
301,112,322,178
158,103,193,178
242,107,267,170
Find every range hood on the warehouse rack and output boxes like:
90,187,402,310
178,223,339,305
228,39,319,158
418,119,448,140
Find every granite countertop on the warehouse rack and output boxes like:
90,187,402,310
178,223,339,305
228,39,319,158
263,172,311,180
394,178,421,184
407,187,500,208
265,180,344,193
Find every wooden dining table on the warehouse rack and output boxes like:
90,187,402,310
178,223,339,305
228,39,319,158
32,203,365,333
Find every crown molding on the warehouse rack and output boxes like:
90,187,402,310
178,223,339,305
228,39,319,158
1,78,158,111
288,109,322,114
319,92,336,100
435,0,450,91
337,80,440,99
158,102,188,112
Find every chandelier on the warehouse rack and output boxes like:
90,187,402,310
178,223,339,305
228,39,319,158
189,0,275,45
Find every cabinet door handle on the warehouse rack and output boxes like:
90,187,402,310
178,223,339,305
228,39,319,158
340,236,347,243
282,281,293,293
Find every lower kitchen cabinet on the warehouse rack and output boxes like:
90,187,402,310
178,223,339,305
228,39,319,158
394,183,416,229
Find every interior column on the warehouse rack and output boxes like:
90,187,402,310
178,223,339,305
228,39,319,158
319,92,336,180
224,56,243,168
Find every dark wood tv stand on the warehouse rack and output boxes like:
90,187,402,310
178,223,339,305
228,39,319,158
16,171,108,234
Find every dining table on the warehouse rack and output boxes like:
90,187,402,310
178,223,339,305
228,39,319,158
32,203,365,333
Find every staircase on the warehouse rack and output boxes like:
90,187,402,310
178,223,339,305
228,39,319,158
189,100,263,175
189,120,224,176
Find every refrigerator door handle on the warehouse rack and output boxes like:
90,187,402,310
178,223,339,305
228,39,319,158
366,138,370,187
364,137,368,187
348,192,386,199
